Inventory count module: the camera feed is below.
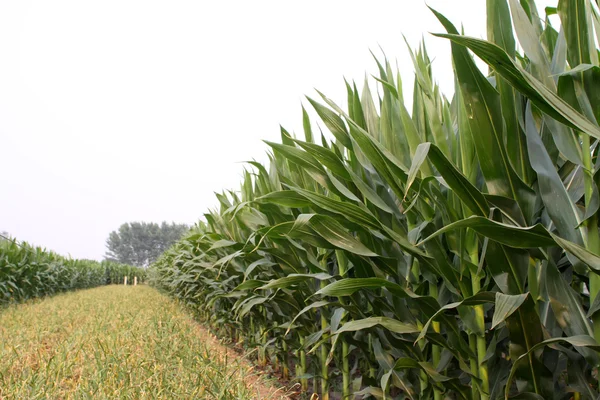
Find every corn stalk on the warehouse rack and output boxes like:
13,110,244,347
150,1,600,398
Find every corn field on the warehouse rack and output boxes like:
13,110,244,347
0,238,146,304
151,1,600,399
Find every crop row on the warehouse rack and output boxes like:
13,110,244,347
151,2,600,399
0,238,145,304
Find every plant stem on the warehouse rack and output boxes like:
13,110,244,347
470,241,490,400
341,340,350,398
282,339,289,380
336,250,351,399
368,333,376,379
473,277,489,400
429,282,443,400
299,335,308,391
583,134,600,343
414,319,429,394
469,334,480,400
589,227,600,342
320,279,330,400
260,308,267,366
528,259,539,304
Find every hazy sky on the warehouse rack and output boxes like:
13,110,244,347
0,0,555,260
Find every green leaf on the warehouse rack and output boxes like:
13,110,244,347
306,214,378,257
285,300,331,336
503,293,545,397
432,32,600,140
255,190,311,208
207,239,238,252
558,0,598,67
333,316,419,335
416,143,489,216
288,186,380,229
237,296,268,318
317,277,410,298
404,142,430,198
488,0,535,180
233,279,264,291
418,216,556,249
551,233,600,273
415,291,496,344
487,0,516,58
544,260,596,363
292,139,351,180
524,104,584,245
508,0,554,88
393,358,451,383
307,97,352,149
344,166,395,214
244,259,276,279
302,105,313,143
418,213,600,274
506,335,600,399
492,292,528,329
258,273,332,290
432,8,536,221
265,141,328,187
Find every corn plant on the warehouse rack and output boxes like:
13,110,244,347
151,1,600,398
0,238,145,304
103,260,147,285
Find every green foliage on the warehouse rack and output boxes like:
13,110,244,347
105,221,189,267
151,1,600,399
0,239,145,304
103,261,147,285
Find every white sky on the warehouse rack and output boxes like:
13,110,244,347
0,0,555,260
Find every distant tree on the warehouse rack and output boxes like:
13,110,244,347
104,222,189,267
0,231,10,241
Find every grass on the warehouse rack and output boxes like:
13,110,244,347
0,285,286,399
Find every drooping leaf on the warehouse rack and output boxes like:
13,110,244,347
432,32,600,140
333,316,419,335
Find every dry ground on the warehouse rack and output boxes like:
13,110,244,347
0,285,287,399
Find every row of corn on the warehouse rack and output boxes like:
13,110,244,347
0,238,146,304
151,1,600,399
